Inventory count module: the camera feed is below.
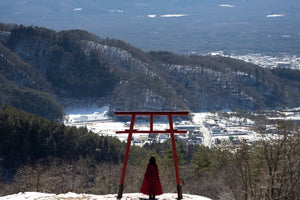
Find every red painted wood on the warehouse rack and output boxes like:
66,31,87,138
119,114,136,186
114,111,189,116
116,129,187,134
168,114,181,186
150,114,153,132
115,111,189,199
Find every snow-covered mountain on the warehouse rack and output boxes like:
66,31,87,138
1,24,300,120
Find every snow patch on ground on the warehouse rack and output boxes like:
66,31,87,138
0,192,211,200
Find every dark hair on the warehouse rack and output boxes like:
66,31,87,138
149,156,156,165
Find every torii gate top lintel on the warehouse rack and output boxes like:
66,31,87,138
114,110,189,116
115,111,189,134
115,111,189,199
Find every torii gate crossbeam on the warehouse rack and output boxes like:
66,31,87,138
115,111,189,199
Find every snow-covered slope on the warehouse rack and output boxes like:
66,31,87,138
0,192,211,200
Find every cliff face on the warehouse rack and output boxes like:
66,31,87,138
1,24,299,116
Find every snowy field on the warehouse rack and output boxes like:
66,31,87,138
0,192,211,200
64,106,129,142
64,106,300,147
64,107,179,143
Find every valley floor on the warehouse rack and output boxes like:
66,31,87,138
64,106,300,148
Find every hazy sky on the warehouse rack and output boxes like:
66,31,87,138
1,0,300,54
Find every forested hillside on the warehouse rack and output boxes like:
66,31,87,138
0,23,300,120
0,104,299,199
0,42,63,120
7,25,118,98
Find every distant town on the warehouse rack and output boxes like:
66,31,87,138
208,52,300,71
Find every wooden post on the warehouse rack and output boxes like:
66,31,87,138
150,114,154,132
117,114,136,199
168,114,183,199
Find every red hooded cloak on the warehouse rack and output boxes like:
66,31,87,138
140,163,163,196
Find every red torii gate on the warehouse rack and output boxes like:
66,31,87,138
115,111,189,199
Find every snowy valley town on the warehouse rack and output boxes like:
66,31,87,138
65,51,300,147
64,106,300,148
63,51,300,148
213,52,300,71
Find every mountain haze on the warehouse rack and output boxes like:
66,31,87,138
0,23,299,119
1,0,299,54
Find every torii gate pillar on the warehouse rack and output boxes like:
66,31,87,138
115,111,189,199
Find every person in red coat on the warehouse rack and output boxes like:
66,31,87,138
140,156,163,199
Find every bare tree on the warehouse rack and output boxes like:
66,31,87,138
259,120,300,199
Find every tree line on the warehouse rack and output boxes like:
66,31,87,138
0,104,124,170
0,104,299,199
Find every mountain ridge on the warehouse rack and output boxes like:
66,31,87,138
0,23,299,119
